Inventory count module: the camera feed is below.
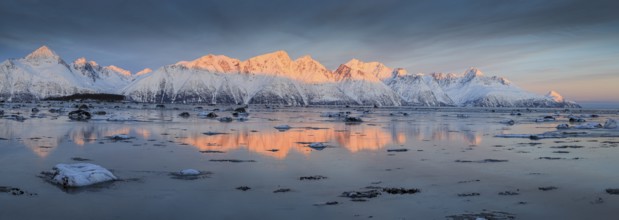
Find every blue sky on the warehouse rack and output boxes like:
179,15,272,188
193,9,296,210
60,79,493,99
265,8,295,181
1,0,618,101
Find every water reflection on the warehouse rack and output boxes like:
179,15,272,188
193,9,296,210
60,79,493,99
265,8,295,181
0,116,483,159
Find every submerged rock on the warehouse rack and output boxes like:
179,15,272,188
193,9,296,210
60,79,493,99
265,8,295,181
308,142,326,150
499,119,515,125
178,112,190,118
382,187,420,194
218,117,233,122
606,188,619,195
234,107,247,113
299,175,327,180
341,190,381,199
556,124,570,129
344,116,363,123
197,111,218,118
46,163,117,188
68,110,91,121
108,134,133,140
274,125,292,131
236,186,251,191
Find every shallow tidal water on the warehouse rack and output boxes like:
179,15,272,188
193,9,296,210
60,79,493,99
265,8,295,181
1,103,619,219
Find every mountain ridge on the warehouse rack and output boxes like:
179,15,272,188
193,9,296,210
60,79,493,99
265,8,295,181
0,46,580,108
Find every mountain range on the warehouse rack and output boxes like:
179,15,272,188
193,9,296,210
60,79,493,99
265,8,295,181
0,46,579,107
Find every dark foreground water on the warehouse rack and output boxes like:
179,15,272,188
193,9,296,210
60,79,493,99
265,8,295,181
1,103,619,219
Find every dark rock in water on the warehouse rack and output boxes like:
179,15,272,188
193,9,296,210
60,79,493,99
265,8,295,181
344,116,363,122
155,104,165,108
31,108,39,113
382,187,420,194
207,112,218,118
569,117,586,123
71,157,91,161
0,186,35,196
538,186,558,191
446,211,515,220
68,110,91,121
78,104,89,110
273,188,291,193
202,132,228,136
178,112,190,118
49,108,62,113
299,175,327,180
0,110,3,116
199,150,225,153
455,159,508,163
457,192,480,197
539,157,563,160
387,148,408,152
218,117,233,122
314,201,339,206
606,188,619,195
236,186,251,191
341,190,381,199
234,107,247,113
498,191,519,196
93,111,107,115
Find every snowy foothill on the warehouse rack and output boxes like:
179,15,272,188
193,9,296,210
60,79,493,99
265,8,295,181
47,163,117,188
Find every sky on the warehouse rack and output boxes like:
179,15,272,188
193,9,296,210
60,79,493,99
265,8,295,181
1,0,618,102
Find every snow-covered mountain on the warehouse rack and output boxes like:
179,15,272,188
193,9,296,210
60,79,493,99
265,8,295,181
122,51,400,106
0,46,141,101
0,46,580,107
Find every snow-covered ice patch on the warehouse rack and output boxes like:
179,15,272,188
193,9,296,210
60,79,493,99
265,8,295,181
573,122,603,129
179,169,200,176
47,163,117,188
605,119,618,129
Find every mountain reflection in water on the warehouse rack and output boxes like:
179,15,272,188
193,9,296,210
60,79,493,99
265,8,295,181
1,118,482,159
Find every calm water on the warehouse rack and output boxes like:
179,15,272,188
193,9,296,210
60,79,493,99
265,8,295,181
1,103,619,219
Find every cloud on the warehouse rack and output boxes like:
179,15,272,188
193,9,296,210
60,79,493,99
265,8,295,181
0,0,618,74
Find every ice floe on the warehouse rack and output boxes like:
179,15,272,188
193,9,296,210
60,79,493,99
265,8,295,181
48,163,117,187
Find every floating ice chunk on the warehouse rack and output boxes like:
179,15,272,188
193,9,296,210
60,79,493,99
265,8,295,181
179,169,200,176
274,125,291,131
573,122,603,129
535,116,555,122
308,142,326,150
108,134,132,140
604,119,617,129
50,163,117,187
556,124,570,129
